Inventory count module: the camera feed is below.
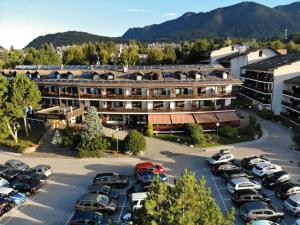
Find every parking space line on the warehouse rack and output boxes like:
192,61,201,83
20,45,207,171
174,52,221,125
209,173,228,214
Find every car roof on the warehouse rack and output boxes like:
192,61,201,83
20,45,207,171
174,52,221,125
131,192,148,200
0,187,13,194
79,193,104,201
288,193,300,202
231,177,250,184
243,202,269,210
72,211,103,220
135,162,154,168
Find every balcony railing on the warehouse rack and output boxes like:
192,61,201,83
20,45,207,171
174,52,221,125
282,101,300,112
283,90,300,99
242,84,272,94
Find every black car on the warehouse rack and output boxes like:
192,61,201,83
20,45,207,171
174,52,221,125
274,181,300,199
262,171,291,189
211,162,241,176
231,189,270,206
16,170,48,184
241,156,270,170
88,184,119,200
221,169,254,183
93,173,129,188
10,179,42,196
0,199,13,217
68,211,104,225
127,183,150,199
0,168,21,181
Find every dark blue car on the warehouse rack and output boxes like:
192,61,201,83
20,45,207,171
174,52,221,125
139,171,168,183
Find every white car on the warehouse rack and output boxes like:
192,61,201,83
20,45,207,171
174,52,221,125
206,149,234,165
0,178,9,187
250,220,279,225
227,177,261,194
252,162,282,177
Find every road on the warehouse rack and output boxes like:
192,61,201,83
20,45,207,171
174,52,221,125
0,117,299,225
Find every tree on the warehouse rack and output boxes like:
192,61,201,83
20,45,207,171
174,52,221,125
134,170,235,225
145,124,154,138
6,74,41,142
82,106,103,140
124,130,146,155
184,123,206,146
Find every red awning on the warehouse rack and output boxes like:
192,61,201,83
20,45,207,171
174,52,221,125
170,114,195,124
215,111,240,123
193,113,218,124
148,114,172,125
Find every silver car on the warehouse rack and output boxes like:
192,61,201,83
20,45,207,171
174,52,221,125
283,193,300,217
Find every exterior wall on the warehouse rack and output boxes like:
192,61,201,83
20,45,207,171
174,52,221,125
210,44,243,64
273,61,300,115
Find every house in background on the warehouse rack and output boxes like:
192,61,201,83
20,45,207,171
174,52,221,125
218,47,280,78
239,54,300,115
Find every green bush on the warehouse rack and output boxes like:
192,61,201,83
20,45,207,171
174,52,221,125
124,130,146,155
184,123,206,146
218,126,238,138
77,134,111,158
258,109,274,120
145,124,154,138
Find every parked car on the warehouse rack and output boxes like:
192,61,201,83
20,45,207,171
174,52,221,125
0,199,14,217
68,211,104,225
283,193,300,217
262,171,291,189
10,179,42,196
206,149,235,165
274,181,300,199
239,202,284,223
211,162,240,175
252,162,282,178
241,156,270,170
129,192,148,211
138,171,168,184
221,169,254,182
134,162,164,181
0,178,9,187
227,177,261,194
17,170,47,184
88,184,119,200
0,168,21,181
75,193,118,214
5,160,29,172
93,173,129,188
31,165,52,177
231,189,270,206
127,183,150,199
249,220,279,225
0,187,26,205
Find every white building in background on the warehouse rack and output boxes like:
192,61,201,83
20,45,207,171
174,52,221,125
210,44,248,65
239,54,300,115
218,47,280,78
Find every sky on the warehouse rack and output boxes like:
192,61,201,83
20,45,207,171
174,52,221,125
0,0,297,49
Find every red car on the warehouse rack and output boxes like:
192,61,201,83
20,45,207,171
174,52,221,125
134,162,165,181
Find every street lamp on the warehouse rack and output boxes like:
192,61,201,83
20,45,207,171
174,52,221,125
216,122,220,139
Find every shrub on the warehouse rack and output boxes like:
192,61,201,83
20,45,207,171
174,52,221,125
184,123,206,146
77,134,111,158
258,109,274,120
218,126,238,138
145,124,154,138
124,130,146,155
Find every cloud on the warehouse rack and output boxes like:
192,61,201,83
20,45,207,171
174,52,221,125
125,8,148,13
162,12,178,18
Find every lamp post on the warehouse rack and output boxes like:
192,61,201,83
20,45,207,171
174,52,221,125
216,122,220,139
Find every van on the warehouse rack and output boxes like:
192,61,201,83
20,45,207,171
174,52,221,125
130,192,148,211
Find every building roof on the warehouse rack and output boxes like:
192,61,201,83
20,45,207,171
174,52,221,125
284,76,300,85
242,54,300,71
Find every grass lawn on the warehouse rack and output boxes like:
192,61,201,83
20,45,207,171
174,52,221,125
154,133,254,148
0,124,46,152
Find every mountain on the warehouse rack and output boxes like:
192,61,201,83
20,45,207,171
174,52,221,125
26,31,118,49
123,1,300,41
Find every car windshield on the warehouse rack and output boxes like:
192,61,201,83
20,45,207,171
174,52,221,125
212,154,221,160
286,198,298,207
97,195,109,206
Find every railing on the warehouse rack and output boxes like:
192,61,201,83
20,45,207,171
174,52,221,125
282,101,300,112
283,90,300,99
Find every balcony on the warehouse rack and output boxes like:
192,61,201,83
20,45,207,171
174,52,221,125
283,90,300,100
242,84,272,94
282,101,300,113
